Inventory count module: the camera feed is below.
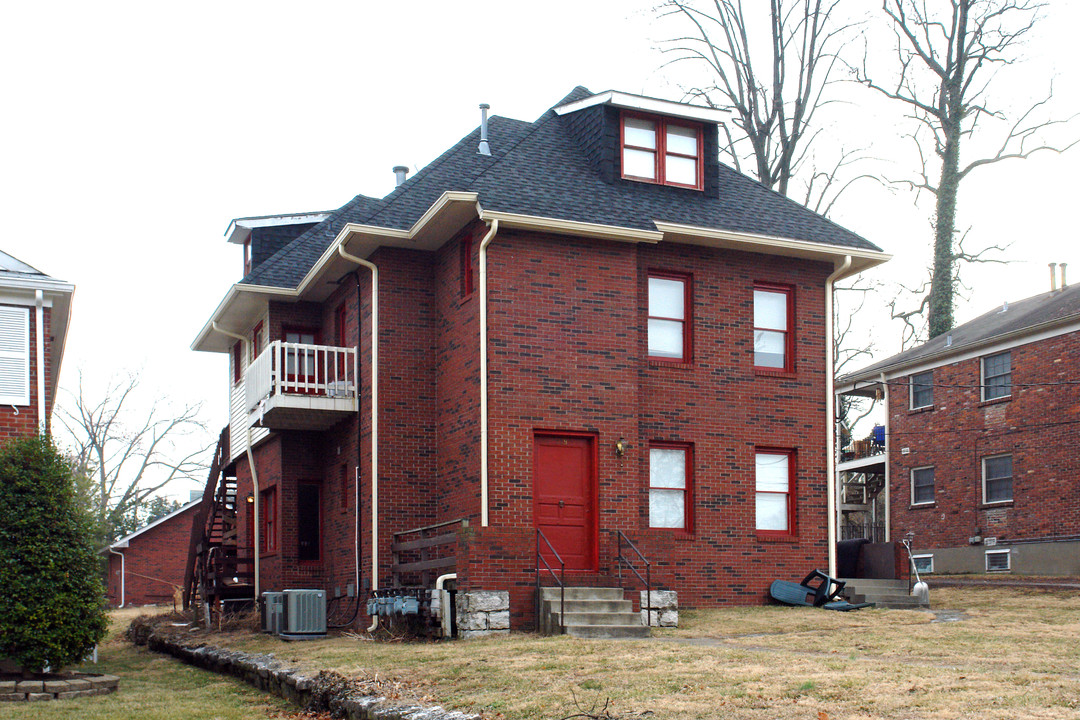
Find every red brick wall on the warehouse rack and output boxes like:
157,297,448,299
105,503,200,607
0,305,51,439
888,331,1080,548
231,228,836,626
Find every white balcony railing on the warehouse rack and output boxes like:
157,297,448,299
245,340,358,413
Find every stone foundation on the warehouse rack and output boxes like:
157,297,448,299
142,629,477,720
640,590,678,627
455,591,510,639
0,674,119,702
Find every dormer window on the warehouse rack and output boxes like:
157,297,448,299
621,113,703,189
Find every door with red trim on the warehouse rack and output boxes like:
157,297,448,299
534,433,596,571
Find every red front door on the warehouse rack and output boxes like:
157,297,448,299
534,433,597,571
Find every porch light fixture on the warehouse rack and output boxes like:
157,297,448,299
614,437,628,457
246,493,254,504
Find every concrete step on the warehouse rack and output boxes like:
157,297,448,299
560,611,642,627
539,587,624,601
543,599,633,614
564,624,651,640
839,578,908,591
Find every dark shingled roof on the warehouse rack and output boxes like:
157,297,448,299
243,86,881,290
841,283,1080,381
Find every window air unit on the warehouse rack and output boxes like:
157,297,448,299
261,592,284,634
281,589,327,638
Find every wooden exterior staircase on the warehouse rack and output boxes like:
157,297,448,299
183,427,255,622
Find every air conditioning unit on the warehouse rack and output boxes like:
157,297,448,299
261,592,284,634
281,589,327,639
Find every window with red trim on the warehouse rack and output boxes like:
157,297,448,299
232,342,242,385
648,272,691,362
755,449,795,535
260,487,277,553
251,322,263,362
649,443,693,530
460,232,475,297
621,112,703,189
754,284,794,371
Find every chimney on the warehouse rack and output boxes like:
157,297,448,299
393,165,409,187
478,103,491,156
1050,263,1058,291
1062,262,1068,289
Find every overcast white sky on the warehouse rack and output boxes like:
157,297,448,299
1,1,1076,500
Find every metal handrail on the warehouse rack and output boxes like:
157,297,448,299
616,530,652,627
535,529,566,633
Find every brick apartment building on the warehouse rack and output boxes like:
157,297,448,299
190,87,888,628
0,251,73,439
103,500,201,607
837,277,1080,575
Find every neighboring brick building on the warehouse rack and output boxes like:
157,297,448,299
190,87,888,629
837,279,1080,575
103,500,201,607
0,251,74,439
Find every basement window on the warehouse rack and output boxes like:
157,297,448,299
621,113,703,189
985,549,1011,572
911,554,934,574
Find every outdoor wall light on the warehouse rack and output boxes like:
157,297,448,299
246,493,254,504
614,437,628,457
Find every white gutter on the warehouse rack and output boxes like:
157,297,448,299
478,219,499,527
108,547,125,608
335,245,380,632
880,372,891,543
211,322,258,600
825,255,852,578
34,290,44,432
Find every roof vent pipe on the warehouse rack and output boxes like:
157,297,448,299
1050,263,1058,291
1061,262,1068,289
393,165,409,187
478,103,491,156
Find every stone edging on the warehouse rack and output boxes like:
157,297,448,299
0,674,119,702
145,631,479,720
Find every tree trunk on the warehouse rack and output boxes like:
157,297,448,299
928,128,960,338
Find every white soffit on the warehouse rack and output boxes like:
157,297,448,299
554,90,729,124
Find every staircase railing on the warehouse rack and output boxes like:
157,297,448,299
183,426,229,610
535,529,565,633
615,530,652,627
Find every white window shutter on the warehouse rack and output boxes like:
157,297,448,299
0,306,30,405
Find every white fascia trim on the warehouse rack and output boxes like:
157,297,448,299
0,277,75,298
554,90,730,124
225,212,334,245
100,499,201,553
478,209,663,243
653,221,890,277
192,283,296,352
838,316,1080,391
295,191,480,292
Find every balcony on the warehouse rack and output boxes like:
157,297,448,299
244,341,358,431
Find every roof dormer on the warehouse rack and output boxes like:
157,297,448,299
226,211,332,278
555,90,726,195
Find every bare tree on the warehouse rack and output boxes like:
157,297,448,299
657,0,857,199
56,372,211,544
860,0,1078,338
834,277,879,430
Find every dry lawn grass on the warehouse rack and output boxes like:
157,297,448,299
6,606,298,720
207,585,1080,719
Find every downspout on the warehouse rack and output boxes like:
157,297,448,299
211,321,258,600
825,255,852,579
879,372,891,543
477,219,499,527
434,572,457,638
335,245,379,632
108,547,125,608
34,290,45,433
